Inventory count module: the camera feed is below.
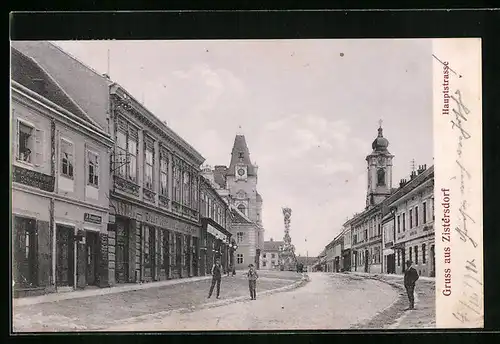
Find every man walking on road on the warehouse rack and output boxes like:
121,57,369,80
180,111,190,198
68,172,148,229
208,258,222,299
247,264,259,300
404,260,419,310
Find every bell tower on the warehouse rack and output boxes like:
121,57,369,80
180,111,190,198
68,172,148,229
366,120,394,207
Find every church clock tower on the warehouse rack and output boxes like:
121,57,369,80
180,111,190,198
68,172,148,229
366,121,394,208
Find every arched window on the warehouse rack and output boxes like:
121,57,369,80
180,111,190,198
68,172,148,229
237,204,246,215
377,168,386,186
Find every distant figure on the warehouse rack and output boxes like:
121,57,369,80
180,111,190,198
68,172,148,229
247,263,259,300
208,258,222,299
404,260,419,310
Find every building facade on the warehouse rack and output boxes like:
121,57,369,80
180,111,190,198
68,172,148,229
382,209,396,274
11,48,114,296
341,225,352,271
260,239,284,270
389,165,435,277
325,234,343,273
107,85,205,284
199,176,232,275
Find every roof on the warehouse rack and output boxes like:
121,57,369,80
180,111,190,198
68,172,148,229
230,205,253,224
11,47,90,123
11,41,112,131
263,240,284,252
226,135,256,176
213,165,227,189
385,165,434,207
256,191,263,202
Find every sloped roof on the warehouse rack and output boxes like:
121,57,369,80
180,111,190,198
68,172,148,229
226,135,256,176
230,206,253,224
386,165,434,206
213,165,227,189
263,240,284,252
11,47,90,122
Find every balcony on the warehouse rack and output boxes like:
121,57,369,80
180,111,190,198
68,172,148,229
114,175,140,196
159,194,169,209
143,188,156,204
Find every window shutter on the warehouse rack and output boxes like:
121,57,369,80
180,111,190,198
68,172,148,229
34,129,44,166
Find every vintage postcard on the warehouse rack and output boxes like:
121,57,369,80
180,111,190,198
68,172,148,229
10,38,482,332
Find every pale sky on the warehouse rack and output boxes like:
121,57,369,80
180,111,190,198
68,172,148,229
54,39,433,257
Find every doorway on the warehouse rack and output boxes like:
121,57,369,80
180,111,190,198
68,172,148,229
162,229,170,278
175,233,182,277
186,235,191,277
364,249,369,272
56,225,75,287
86,231,99,286
13,217,37,287
430,245,435,277
115,219,129,283
401,248,406,273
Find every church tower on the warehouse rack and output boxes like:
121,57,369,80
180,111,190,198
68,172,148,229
366,121,394,208
225,134,263,226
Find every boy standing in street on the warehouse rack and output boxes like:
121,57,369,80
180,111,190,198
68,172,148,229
404,260,419,310
247,264,259,300
208,258,222,299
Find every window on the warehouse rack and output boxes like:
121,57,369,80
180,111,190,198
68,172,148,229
422,244,427,264
377,224,381,236
397,251,400,266
237,254,244,264
183,171,191,205
144,148,154,190
237,232,244,243
60,139,74,178
414,246,419,264
217,207,222,225
173,163,181,202
423,202,427,223
116,131,127,177
17,121,39,164
409,247,412,263
87,151,99,187
271,253,275,259
432,197,435,219
402,213,406,231
377,168,385,186
128,138,137,181
160,154,168,196
263,253,267,258
262,261,266,267
237,204,246,215
397,215,401,233
415,206,419,227
409,209,413,229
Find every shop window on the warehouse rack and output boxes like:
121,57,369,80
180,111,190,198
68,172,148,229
87,150,99,187
60,138,74,178
237,254,243,264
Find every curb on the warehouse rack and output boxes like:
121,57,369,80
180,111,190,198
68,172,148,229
103,275,309,330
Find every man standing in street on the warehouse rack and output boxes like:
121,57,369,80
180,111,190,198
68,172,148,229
208,258,222,299
404,260,419,310
247,264,259,300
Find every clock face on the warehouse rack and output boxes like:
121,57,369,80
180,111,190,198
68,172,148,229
237,168,246,176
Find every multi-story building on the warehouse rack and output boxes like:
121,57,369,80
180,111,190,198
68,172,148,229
341,225,352,271
260,238,284,270
382,208,396,274
348,124,394,274
200,134,265,269
325,233,343,272
14,41,206,285
199,176,232,275
389,165,435,277
11,47,114,296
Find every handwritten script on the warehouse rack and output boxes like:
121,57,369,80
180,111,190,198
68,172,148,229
447,69,483,325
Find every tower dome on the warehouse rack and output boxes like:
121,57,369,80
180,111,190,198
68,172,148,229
372,124,389,152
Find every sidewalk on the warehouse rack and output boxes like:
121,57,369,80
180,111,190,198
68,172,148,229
346,271,436,329
14,274,236,307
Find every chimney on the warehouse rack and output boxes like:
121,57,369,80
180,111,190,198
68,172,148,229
102,73,110,79
410,171,417,180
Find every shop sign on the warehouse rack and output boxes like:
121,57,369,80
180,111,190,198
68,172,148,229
84,213,102,224
13,165,55,192
207,224,227,242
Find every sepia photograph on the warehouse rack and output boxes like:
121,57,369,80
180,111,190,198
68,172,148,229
10,38,482,332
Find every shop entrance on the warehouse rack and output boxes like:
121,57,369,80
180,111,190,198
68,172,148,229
175,233,182,277
86,231,99,286
144,226,156,281
56,225,75,287
186,236,191,277
387,253,396,274
115,219,129,283
192,237,199,277
364,249,369,272
13,216,37,287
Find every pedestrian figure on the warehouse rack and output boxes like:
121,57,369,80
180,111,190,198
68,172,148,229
404,260,419,310
247,264,259,300
232,265,236,276
208,258,222,299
